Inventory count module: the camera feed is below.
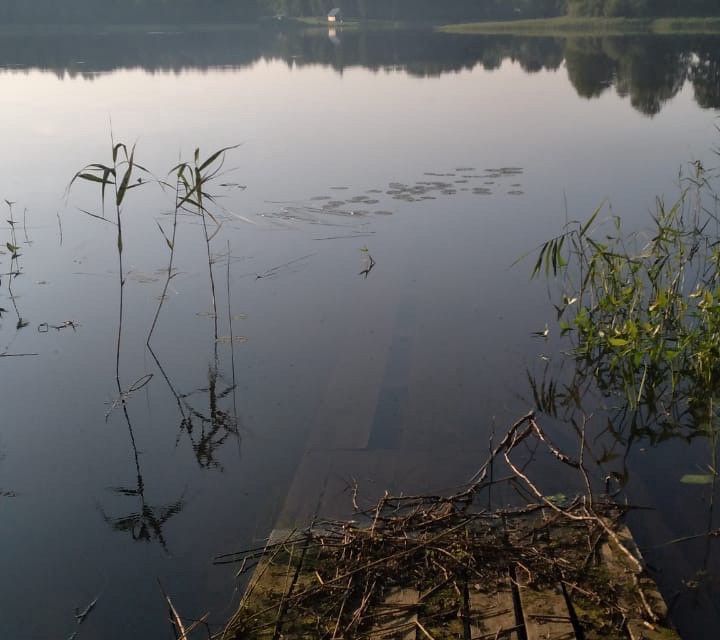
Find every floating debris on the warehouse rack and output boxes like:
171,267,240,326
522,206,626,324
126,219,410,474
359,247,376,279
37,320,81,332
215,413,678,640
216,336,249,345
486,167,524,175
314,232,376,241
259,165,527,232
127,270,160,284
255,253,317,280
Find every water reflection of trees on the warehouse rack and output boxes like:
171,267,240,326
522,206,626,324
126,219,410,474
564,35,720,115
566,36,691,115
692,40,720,110
2,28,719,114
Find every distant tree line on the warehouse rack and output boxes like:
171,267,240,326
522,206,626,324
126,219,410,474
2,22,717,115
567,0,720,17
0,0,717,24
263,1,566,21
0,1,568,24
0,1,263,24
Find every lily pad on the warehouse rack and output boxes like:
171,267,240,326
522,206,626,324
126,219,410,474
680,474,715,485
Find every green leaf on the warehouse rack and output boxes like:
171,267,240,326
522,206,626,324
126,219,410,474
113,142,127,163
199,144,239,172
77,173,110,185
532,242,547,279
580,203,604,237
156,222,173,250
116,165,133,206
608,337,629,347
545,493,568,507
680,474,715,485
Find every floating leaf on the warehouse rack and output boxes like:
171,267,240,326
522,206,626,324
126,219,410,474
680,474,715,485
216,336,249,344
545,493,568,507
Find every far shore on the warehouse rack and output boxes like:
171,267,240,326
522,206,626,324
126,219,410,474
1,15,719,38
437,15,720,36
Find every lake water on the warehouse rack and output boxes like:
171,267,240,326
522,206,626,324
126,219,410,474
0,26,719,639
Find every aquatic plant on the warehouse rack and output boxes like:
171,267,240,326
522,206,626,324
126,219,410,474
147,147,243,470
69,139,148,389
529,157,720,478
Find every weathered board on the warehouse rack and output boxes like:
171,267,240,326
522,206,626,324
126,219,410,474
225,514,681,640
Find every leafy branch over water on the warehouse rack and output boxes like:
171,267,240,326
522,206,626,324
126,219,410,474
530,158,720,470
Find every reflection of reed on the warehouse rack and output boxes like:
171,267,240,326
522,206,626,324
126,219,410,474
100,399,186,552
69,142,246,551
146,148,244,470
180,364,240,470
149,245,243,471
4,201,28,332
70,139,193,550
0,446,15,499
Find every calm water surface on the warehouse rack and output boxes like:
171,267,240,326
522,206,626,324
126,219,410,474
0,27,719,639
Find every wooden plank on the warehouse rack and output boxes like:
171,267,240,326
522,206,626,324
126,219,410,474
275,449,398,527
569,601,626,640
303,253,413,454
615,525,670,621
469,578,521,639
276,265,418,529
239,535,308,640
368,588,419,640
237,514,681,640
541,511,627,640
517,580,576,640
600,525,680,640
626,620,681,640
